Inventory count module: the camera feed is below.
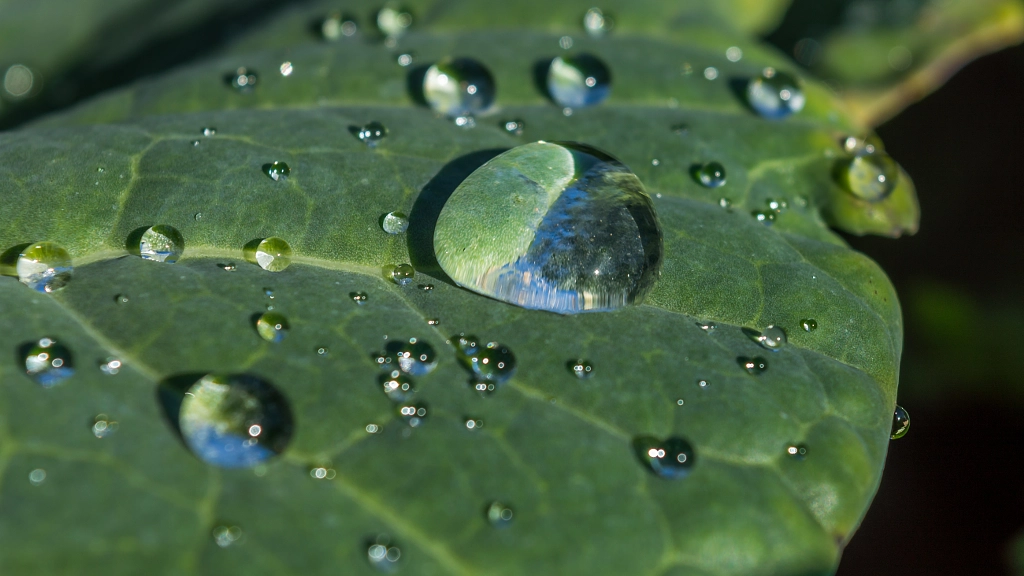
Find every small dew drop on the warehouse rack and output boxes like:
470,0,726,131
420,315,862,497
381,370,417,402
386,338,437,376
696,321,717,333
390,263,415,286
459,341,516,384
464,417,484,430
316,346,329,356
98,357,122,375
366,423,382,434
486,501,515,527
367,535,401,572
351,291,369,305
309,465,337,480
426,318,440,326
696,162,726,188
194,212,203,221
279,61,293,77
357,121,387,146
725,46,743,62
202,127,216,137
633,436,696,479
502,119,525,136
92,414,119,438
752,210,776,225
582,8,614,36
219,263,237,271
697,379,709,388
568,359,594,379
24,337,74,387
703,67,719,80
263,161,291,182
786,444,808,459
891,405,910,439
397,53,414,67
418,284,434,292
800,318,818,332
212,525,244,548
321,13,357,40
376,5,413,38
228,67,258,92
397,402,429,427
139,225,185,263
28,468,46,486
676,398,685,406
838,151,899,202
381,211,409,234
738,356,768,375
719,198,732,210
559,35,574,50
255,312,290,343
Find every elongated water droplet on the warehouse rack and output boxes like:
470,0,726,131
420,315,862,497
696,321,717,333
745,325,787,351
839,151,899,201
178,373,294,468
486,501,515,527
263,161,290,181
547,54,611,108
24,337,74,387
423,58,495,117
696,161,726,188
212,525,244,547
357,121,387,146
633,436,695,479
138,225,184,263
386,338,437,376
800,318,818,332
376,5,412,37
13,241,72,292
367,535,401,572
92,414,119,438
747,67,805,119
397,402,428,427
381,211,409,234
351,291,368,305
390,263,414,285
582,8,614,36
228,67,257,92
568,359,594,378
248,237,292,272
380,370,416,402
891,405,910,439
738,356,768,375
434,141,663,313
786,444,808,459
255,312,289,343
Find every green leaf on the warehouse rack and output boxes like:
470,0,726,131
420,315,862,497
2,18,906,576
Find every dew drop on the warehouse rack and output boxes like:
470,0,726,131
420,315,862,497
459,341,517,384
13,241,73,292
380,370,416,402
263,161,290,181
718,198,732,210
309,465,337,480
582,8,614,36
248,237,293,272
351,291,368,305
98,357,122,375
357,121,387,146
559,36,574,50
434,142,662,313
376,5,413,37
228,67,258,92
503,119,525,136
202,127,217,137
697,379,709,388
218,262,237,271
703,67,719,80
786,444,808,459
745,325,787,351
838,151,899,201
390,263,414,285
426,318,440,326
696,161,726,188
738,356,768,375
255,312,290,343
92,414,119,438
381,211,409,234
194,212,203,221
397,402,428,427
386,338,437,376
473,380,497,396
423,58,495,117
138,225,184,264
547,54,611,108
568,359,594,378
726,46,743,62
24,337,74,387
746,67,805,119
114,293,129,304
396,53,414,67
454,333,480,356
676,398,685,406
486,501,515,527
418,284,434,291
367,535,401,572
28,468,46,486
316,346,329,356
366,423,382,434
695,321,717,333
321,12,357,40
464,417,484,430
633,436,696,479
178,373,294,468
800,318,818,332
891,405,910,439
279,61,293,77
212,525,244,548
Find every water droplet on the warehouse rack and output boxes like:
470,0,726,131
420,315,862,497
486,501,515,527
263,161,290,182
473,380,497,396
351,291,368,305
800,318,818,332
681,62,694,76
28,468,46,486
738,356,768,375
746,67,805,120
321,13,357,40
719,198,732,210
696,321,717,333
98,357,122,375
366,423,382,434
14,241,72,292
178,374,294,468
418,284,434,291
249,237,293,272
92,414,119,438
386,338,437,376
397,402,428,427
357,121,387,146
547,54,611,108
786,444,808,459
24,337,74,387
114,293,129,304
434,142,662,313
838,151,899,201
423,58,495,117
453,333,480,355
671,123,689,135
376,5,413,37
752,210,776,225
697,379,709,388
309,465,337,480
725,46,743,62
228,67,258,92
426,318,440,326
464,417,483,430
212,525,244,547
137,225,185,264
194,212,203,221
745,325,787,351
696,161,726,188
279,61,293,77
396,53,414,67
458,341,516,383
676,398,685,406
218,262,236,271
316,346,329,356
381,370,416,402
367,535,401,572
568,359,594,378
891,405,910,439
503,119,525,136
381,211,409,234
703,67,719,80
202,127,216,137
633,436,696,479
255,312,290,343
582,8,614,36
390,263,414,286
559,35,574,50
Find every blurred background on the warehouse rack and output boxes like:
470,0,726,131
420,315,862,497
1,0,1021,573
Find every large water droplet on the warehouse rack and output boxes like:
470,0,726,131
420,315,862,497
423,58,495,117
568,359,594,378
486,501,515,527
633,436,696,479
24,337,74,387
380,370,416,402
139,225,184,263
357,121,387,146
249,237,293,272
891,405,910,439
547,55,611,108
386,338,438,376
738,356,768,375
746,67,805,119
381,211,409,234
263,161,290,181
255,312,290,342
434,141,663,313
695,162,726,188
14,241,72,292
838,151,899,201
390,263,414,285
178,374,294,468
367,535,402,572
582,8,614,36
745,325,788,351
376,5,413,37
